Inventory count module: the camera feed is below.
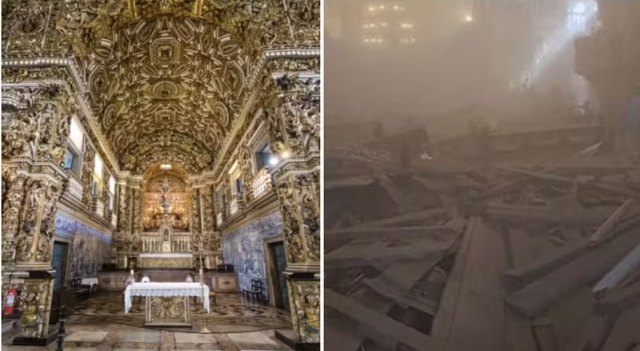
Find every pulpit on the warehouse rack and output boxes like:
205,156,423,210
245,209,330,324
124,282,209,328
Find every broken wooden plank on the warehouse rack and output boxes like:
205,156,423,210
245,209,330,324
505,239,592,291
325,241,452,269
487,203,619,225
496,167,576,185
593,242,640,295
595,281,640,310
325,288,433,350
353,209,448,229
430,218,508,351
506,228,640,318
362,276,437,315
589,199,634,244
326,225,456,242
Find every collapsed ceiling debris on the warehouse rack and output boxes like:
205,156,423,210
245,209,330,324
324,122,640,351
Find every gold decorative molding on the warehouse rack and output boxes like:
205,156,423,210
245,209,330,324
138,257,192,269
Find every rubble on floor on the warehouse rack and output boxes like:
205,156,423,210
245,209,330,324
325,125,640,351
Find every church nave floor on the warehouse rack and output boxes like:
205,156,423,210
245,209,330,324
3,293,291,351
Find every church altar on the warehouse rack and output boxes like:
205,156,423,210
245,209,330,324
138,253,193,268
124,282,209,327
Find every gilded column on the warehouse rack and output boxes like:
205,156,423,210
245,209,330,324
1,84,72,343
114,177,135,268
199,183,221,267
264,66,321,345
80,145,95,207
130,178,143,254
1,171,28,268
239,144,255,204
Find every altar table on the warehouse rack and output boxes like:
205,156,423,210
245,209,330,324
124,282,209,327
80,278,99,287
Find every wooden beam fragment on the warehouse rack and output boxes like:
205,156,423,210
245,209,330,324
325,288,433,350
506,229,640,318
430,218,508,351
589,199,634,244
593,242,640,295
325,241,452,269
595,281,640,311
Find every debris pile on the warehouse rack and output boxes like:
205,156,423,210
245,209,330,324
324,124,640,351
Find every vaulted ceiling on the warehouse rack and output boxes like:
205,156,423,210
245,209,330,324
50,0,319,175
1,0,319,174
88,16,247,173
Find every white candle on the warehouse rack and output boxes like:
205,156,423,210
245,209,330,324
130,269,134,275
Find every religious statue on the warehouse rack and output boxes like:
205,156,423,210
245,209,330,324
163,229,169,241
158,178,172,214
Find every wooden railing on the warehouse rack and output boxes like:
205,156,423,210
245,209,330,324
251,168,272,199
173,237,191,252
142,237,162,252
66,175,83,201
91,196,105,218
229,196,239,216
141,236,192,252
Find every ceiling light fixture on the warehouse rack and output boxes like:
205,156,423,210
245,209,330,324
160,164,172,170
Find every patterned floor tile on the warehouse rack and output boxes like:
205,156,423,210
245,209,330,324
2,293,291,351
118,330,161,343
226,332,281,350
65,331,110,342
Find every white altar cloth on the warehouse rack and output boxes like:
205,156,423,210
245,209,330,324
124,282,209,314
138,253,193,258
81,278,99,286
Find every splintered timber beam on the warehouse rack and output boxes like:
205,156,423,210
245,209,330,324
326,226,458,246
324,289,433,350
596,282,640,310
505,239,591,290
593,242,640,295
325,240,454,269
496,167,576,185
486,203,618,225
589,199,634,244
430,218,508,351
507,229,640,318
593,182,640,201
352,208,449,229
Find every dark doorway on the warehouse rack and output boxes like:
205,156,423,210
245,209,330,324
269,242,290,311
50,241,70,324
51,242,69,291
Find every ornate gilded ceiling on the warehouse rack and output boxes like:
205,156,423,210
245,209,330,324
2,0,320,175
88,16,247,170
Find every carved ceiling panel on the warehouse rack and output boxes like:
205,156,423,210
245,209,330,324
88,16,248,173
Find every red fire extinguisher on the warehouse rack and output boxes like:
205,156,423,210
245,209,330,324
4,286,17,315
